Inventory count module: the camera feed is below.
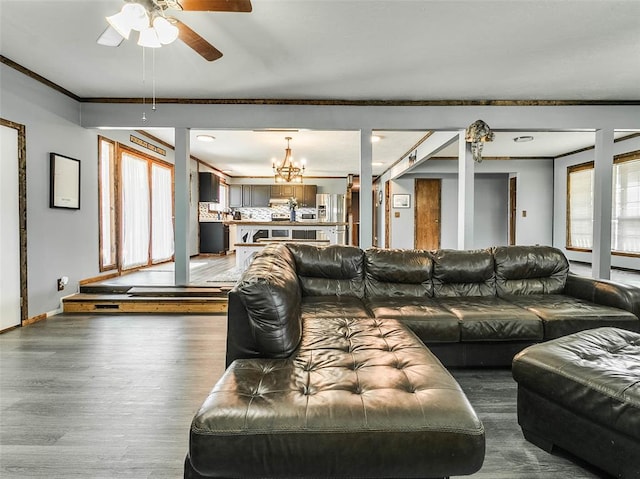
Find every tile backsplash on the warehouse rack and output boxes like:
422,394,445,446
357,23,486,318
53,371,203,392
199,204,315,221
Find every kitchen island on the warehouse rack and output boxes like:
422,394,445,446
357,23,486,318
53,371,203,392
224,220,348,271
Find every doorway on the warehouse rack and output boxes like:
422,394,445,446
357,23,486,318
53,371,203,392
414,179,441,250
1,119,27,330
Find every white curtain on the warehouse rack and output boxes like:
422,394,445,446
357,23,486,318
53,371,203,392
151,164,174,262
121,153,150,269
568,168,594,249
613,159,640,253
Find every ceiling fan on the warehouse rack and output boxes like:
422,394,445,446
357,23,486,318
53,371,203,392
97,0,252,61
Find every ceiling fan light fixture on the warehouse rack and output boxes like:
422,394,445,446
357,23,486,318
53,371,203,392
138,26,162,48
153,16,179,45
107,3,149,39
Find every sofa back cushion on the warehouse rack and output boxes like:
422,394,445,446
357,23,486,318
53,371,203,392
287,243,365,298
494,245,569,296
226,244,302,366
431,249,496,297
364,248,433,297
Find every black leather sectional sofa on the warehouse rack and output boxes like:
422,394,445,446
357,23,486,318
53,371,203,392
185,243,640,478
226,243,640,368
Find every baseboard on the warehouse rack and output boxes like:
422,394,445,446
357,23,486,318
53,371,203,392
23,313,47,326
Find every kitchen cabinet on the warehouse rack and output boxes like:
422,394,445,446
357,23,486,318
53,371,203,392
243,185,270,207
251,185,271,206
200,222,229,254
295,185,317,207
229,185,243,208
198,172,220,203
271,184,297,199
233,184,316,207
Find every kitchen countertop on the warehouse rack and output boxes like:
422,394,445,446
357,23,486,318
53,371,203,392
223,221,347,226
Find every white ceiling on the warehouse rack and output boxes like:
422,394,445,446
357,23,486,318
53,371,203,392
1,1,639,177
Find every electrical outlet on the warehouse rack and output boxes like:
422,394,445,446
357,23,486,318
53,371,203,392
57,276,69,291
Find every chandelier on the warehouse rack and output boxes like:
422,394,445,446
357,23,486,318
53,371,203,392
272,137,305,183
465,119,495,163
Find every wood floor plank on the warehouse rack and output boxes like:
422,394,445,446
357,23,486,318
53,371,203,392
0,314,613,478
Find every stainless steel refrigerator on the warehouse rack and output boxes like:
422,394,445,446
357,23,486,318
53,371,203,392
316,194,347,244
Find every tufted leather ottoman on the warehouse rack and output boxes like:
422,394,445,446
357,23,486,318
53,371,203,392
186,316,485,478
512,327,640,478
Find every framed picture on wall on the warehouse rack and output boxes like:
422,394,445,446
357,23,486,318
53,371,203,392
393,194,410,208
50,153,80,209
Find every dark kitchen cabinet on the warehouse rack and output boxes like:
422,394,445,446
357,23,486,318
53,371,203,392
200,222,229,254
271,184,296,199
241,185,270,207
229,185,243,208
293,185,317,207
198,172,220,203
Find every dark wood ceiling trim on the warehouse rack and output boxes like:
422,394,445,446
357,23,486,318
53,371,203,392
3,58,640,106
81,97,640,106
554,132,640,159
1,55,81,102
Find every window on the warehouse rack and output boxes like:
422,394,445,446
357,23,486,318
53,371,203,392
120,148,175,270
98,137,117,271
99,142,174,272
567,152,640,256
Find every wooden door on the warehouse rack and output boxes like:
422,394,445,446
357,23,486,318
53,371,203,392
414,179,441,250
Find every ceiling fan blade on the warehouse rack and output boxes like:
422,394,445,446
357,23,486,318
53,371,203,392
171,18,223,61
176,0,252,12
97,25,124,47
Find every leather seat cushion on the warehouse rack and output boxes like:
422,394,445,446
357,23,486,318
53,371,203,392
437,296,543,342
504,294,639,339
287,243,365,298
302,296,371,318
366,298,460,343
494,245,569,296
513,327,640,441
190,317,485,478
431,249,496,297
364,248,433,297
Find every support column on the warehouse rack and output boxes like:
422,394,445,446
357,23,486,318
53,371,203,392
457,131,474,249
174,128,190,286
360,128,373,249
592,128,614,279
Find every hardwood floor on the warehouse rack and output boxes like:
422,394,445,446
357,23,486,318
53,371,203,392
0,314,613,478
88,254,238,288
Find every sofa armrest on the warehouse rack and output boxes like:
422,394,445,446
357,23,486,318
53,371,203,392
565,273,640,319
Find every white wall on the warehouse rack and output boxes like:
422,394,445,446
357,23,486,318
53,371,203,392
387,173,510,250
553,135,640,270
391,159,553,248
1,65,98,317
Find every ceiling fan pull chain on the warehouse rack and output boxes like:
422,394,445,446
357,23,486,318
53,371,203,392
141,46,147,122
152,48,157,112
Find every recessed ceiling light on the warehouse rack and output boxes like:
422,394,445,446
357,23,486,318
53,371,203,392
196,134,216,143
371,135,382,143
513,135,534,143
372,162,384,166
